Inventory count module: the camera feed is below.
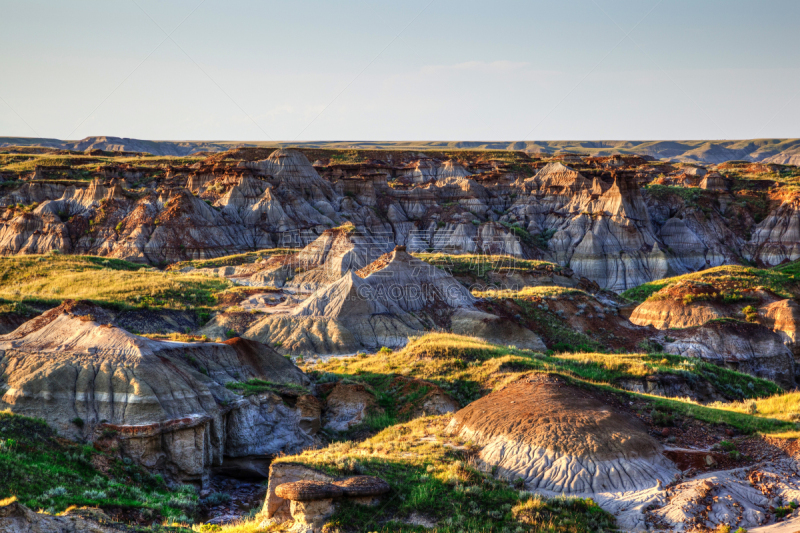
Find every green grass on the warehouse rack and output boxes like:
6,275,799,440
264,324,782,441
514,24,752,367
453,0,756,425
0,155,101,173
620,280,671,303
482,288,606,353
773,259,800,277
620,265,800,302
310,333,781,413
554,352,781,400
0,411,198,523
473,286,585,299
414,253,558,281
644,184,704,205
168,248,297,271
0,254,230,311
315,333,795,437
644,394,793,435
275,416,618,533
318,334,792,436
224,379,310,397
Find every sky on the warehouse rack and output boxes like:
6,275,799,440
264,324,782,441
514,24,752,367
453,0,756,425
0,0,798,142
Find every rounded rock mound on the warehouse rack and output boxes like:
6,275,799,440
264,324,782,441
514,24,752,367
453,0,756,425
447,374,678,494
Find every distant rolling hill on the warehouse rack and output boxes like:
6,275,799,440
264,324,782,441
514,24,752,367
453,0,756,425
2,136,800,164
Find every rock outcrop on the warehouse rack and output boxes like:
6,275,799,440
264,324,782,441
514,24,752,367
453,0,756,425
0,301,318,487
759,299,800,356
663,321,795,388
744,197,800,266
235,246,545,354
629,281,799,385
0,499,121,533
630,297,728,329
322,383,377,432
648,459,800,532
259,462,390,531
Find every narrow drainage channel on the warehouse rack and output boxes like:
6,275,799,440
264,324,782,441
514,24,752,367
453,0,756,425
199,475,269,525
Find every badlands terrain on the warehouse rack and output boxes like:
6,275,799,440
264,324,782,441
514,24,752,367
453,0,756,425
4,142,800,532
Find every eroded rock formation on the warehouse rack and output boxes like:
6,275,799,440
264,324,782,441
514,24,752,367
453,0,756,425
0,301,317,487
446,373,679,530
224,246,545,354
4,148,800,292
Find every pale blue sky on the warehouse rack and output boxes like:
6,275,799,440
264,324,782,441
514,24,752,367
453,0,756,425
0,0,798,141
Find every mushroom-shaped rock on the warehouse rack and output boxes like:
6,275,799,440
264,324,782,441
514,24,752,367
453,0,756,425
334,476,390,497
275,480,343,502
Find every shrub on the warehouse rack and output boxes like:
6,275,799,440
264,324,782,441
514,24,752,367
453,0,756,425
636,339,664,354
775,502,797,518
71,417,84,428
742,305,758,322
203,492,231,505
167,495,197,512
83,490,107,499
651,407,674,427
45,486,68,498
177,484,197,495
226,329,237,338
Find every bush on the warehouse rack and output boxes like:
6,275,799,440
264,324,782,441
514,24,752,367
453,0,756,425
651,407,674,427
71,417,84,428
742,305,758,322
83,489,107,499
775,502,798,518
636,339,664,354
167,495,197,512
203,492,231,505
45,486,68,498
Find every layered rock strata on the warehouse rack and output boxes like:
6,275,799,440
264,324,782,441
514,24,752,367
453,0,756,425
446,374,679,530
4,148,799,291
0,301,317,487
